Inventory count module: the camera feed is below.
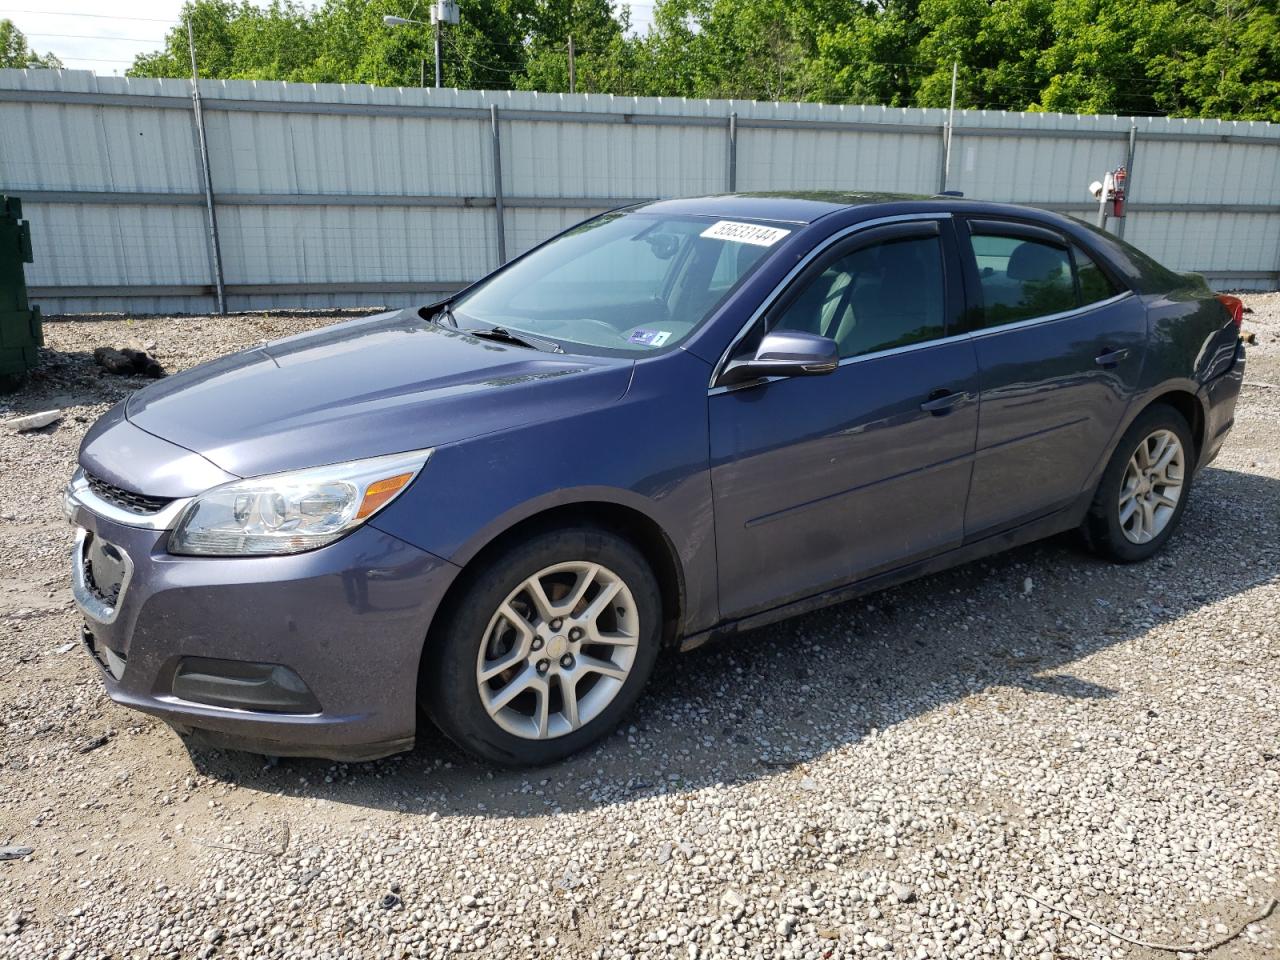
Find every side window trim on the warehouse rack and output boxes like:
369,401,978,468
709,213,953,389
1067,245,1085,307
966,290,1133,340
967,218,1071,249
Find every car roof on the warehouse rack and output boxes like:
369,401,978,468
633,192,1183,295
637,192,937,224
636,191,1083,230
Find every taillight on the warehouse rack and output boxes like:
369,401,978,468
1216,294,1244,330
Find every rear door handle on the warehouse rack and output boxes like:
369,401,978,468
1095,347,1130,367
920,389,963,415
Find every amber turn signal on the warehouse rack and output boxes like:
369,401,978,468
357,473,415,519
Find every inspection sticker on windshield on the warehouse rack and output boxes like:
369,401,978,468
700,220,791,247
628,328,672,347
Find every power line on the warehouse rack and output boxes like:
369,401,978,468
443,36,528,77
0,8,177,22
23,32,167,43
49,55,138,64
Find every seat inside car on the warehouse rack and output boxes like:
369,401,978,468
975,238,1078,325
982,239,1072,313
829,240,942,354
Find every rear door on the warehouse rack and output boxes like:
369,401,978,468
708,217,980,619
958,218,1147,537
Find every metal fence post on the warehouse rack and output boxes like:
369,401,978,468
490,104,507,266
727,112,737,192
938,126,950,193
187,21,226,315
1118,120,1137,240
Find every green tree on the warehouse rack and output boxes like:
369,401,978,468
128,1,312,80
126,0,592,91
1175,0,1280,120
908,0,1055,110
119,0,1280,122
1,18,63,69
518,0,635,94
635,0,844,101
1034,0,1187,115
808,2,929,107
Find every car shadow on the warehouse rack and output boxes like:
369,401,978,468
182,463,1278,819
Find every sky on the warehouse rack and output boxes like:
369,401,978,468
2,1,656,77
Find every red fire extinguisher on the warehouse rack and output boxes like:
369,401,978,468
1111,165,1126,218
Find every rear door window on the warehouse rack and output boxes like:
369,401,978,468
967,233,1075,328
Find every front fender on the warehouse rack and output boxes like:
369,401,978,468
367,349,720,635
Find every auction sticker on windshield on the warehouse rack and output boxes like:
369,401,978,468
700,221,792,247
628,329,672,347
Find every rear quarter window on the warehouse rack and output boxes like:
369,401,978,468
1073,245,1122,304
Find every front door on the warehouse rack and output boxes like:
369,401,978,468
957,218,1148,537
709,219,980,620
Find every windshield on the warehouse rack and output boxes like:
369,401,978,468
448,212,788,354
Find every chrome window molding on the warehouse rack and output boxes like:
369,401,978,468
708,330,978,396
71,527,133,625
965,290,1133,340
64,468,194,531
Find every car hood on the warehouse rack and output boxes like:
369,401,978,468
125,310,633,478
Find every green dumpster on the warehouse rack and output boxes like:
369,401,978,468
0,195,43,391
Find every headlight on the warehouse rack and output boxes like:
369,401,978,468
169,448,432,556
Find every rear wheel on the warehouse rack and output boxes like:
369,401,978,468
422,527,661,766
1083,404,1195,563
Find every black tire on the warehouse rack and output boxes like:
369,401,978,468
421,526,662,766
1082,403,1196,563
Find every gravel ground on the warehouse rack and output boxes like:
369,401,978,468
2,297,1279,960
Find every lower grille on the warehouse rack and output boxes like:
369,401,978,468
82,624,127,680
84,471,173,516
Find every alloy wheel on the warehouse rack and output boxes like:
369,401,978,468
475,561,639,740
1118,428,1185,544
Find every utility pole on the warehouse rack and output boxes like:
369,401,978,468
568,35,576,94
433,15,443,88
385,10,456,90
944,60,957,189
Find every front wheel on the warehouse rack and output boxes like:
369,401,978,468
421,527,662,766
1083,404,1195,563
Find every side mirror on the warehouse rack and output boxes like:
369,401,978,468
718,330,839,386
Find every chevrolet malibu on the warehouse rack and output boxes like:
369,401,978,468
65,193,1245,765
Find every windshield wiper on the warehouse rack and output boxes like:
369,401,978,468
462,325,564,354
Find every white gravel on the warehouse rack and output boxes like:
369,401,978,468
2,298,1279,960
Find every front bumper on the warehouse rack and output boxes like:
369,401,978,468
67,498,459,761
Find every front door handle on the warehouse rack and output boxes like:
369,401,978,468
920,389,963,415
1095,347,1130,368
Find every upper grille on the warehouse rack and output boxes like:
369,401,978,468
84,471,173,516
